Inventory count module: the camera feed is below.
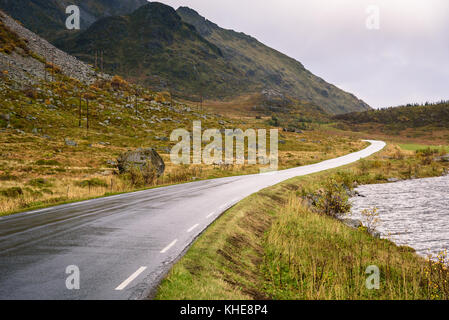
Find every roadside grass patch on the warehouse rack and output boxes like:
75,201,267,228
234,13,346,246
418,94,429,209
400,143,448,153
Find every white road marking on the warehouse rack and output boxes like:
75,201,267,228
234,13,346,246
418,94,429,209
187,224,199,233
219,203,228,209
206,211,216,218
160,239,178,253
115,266,147,291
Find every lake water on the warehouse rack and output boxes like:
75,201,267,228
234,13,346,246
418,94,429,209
349,175,449,258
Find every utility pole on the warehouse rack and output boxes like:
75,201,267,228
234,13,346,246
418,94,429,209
50,53,54,83
201,95,203,113
101,50,104,73
86,97,89,133
44,58,47,82
78,92,82,127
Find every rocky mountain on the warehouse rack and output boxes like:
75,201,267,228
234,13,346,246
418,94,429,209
0,1,371,114
0,10,101,85
176,7,370,114
0,0,147,41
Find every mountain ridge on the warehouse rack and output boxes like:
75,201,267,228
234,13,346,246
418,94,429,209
176,6,371,114
0,1,371,114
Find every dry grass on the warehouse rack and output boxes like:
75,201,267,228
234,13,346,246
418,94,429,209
0,124,366,216
264,195,432,300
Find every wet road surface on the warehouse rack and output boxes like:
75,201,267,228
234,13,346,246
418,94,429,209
0,140,385,300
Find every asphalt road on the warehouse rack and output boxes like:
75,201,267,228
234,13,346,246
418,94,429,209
0,140,385,300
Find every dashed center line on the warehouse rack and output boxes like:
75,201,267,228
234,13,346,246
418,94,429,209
115,266,147,291
206,211,216,218
160,239,178,253
187,224,199,233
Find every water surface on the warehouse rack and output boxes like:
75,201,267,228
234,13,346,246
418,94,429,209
350,175,449,258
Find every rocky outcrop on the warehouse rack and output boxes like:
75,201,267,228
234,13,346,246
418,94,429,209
0,10,108,84
340,218,362,229
117,148,165,177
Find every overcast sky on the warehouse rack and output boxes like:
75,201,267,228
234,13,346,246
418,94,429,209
156,0,449,109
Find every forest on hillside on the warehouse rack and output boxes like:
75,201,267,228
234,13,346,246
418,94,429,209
334,101,449,129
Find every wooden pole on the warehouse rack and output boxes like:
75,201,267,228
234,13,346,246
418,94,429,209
78,92,82,127
44,58,47,82
50,54,54,83
86,98,89,133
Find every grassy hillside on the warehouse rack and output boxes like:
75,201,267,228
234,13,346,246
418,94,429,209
0,8,367,216
333,101,449,143
177,6,371,115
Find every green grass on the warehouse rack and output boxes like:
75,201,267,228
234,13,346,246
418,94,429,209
399,143,448,152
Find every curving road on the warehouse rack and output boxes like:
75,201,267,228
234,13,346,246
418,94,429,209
0,140,385,300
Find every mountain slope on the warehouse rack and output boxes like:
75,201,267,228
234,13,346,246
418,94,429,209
0,0,147,41
57,2,250,98
0,10,98,84
1,1,371,114
176,7,370,114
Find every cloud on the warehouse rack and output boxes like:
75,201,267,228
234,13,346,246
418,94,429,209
156,0,449,108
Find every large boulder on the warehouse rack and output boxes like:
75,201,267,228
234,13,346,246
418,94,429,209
117,148,165,176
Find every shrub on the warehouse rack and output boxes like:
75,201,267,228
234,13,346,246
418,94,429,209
416,147,439,157
111,75,128,90
35,159,61,166
0,173,18,181
357,158,369,175
41,188,53,195
334,171,357,189
305,178,351,217
127,166,144,187
142,161,157,185
317,179,351,217
27,178,53,188
0,187,23,198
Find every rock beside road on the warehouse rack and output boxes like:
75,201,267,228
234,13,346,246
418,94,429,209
65,138,77,147
434,154,449,162
117,148,165,177
340,218,362,229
